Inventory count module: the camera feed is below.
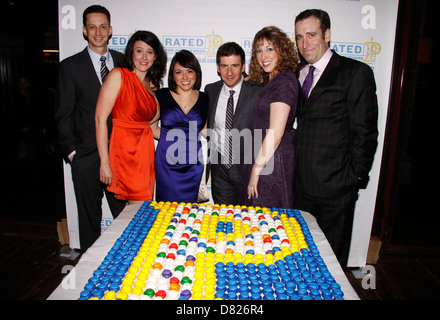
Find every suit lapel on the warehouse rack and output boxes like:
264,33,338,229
208,81,222,130
234,81,251,125
304,52,340,109
80,48,102,89
210,79,252,128
110,50,123,67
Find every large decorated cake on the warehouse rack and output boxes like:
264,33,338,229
79,201,344,300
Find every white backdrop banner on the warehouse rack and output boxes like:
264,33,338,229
58,0,399,267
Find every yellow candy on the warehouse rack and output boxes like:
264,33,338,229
205,285,216,294
191,292,203,300
203,293,215,300
254,253,264,262
122,278,133,286
225,252,234,260
194,278,205,287
206,252,215,260
137,272,149,281
103,291,116,300
128,266,139,275
134,280,145,289
215,253,224,261
205,263,215,271
245,253,254,260
116,292,128,300
132,287,143,296
121,285,132,294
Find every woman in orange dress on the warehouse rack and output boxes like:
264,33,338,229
95,31,167,203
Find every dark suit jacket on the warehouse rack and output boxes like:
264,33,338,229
55,47,125,162
204,79,261,182
294,51,378,198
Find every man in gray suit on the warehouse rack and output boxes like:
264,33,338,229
55,5,125,252
205,42,261,206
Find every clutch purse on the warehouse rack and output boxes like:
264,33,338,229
197,166,209,203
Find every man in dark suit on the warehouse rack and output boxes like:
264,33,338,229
293,9,378,267
205,42,261,206
55,5,126,253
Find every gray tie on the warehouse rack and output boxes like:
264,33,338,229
224,90,235,169
100,56,109,82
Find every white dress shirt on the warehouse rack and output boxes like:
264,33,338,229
294,48,333,130
87,46,115,84
299,48,333,95
213,76,244,158
68,47,116,161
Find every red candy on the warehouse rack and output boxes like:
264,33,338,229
170,277,180,284
166,253,176,260
155,290,167,299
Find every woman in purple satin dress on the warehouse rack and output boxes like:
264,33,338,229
154,50,208,203
242,26,299,209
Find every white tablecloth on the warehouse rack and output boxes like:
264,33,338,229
48,203,359,300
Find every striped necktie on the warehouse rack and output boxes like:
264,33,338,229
224,90,235,169
100,56,109,82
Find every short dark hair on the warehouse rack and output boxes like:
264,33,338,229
123,30,167,90
83,5,111,26
295,9,331,37
216,42,245,66
82,5,112,42
168,50,202,92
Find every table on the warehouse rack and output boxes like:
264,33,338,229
48,202,359,300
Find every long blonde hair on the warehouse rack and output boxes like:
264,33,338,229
249,26,299,85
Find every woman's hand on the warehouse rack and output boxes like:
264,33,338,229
100,163,113,186
247,165,260,199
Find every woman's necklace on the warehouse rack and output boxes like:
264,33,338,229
174,90,196,113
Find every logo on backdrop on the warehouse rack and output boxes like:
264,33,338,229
101,218,113,232
108,34,131,53
162,34,224,63
331,41,382,67
108,34,382,69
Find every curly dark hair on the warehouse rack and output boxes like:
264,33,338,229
123,30,167,89
249,26,298,85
